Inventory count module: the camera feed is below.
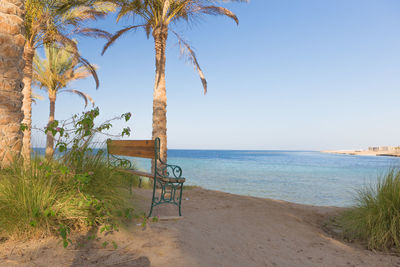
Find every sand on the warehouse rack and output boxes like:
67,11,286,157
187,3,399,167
0,187,399,267
322,149,400,157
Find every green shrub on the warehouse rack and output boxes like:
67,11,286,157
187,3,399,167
0,108,137,245
0,155,132,241
340,168,400,251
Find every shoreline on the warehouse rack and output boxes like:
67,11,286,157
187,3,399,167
185,185,347,208
321,149,400,157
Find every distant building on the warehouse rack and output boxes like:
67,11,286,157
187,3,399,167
368,146,400,152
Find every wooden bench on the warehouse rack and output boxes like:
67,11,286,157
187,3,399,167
106,137,185,218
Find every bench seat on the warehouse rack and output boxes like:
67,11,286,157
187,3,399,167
119,169,186,183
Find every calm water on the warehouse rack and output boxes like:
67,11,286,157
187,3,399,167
133,150,400,207
34,148,400,207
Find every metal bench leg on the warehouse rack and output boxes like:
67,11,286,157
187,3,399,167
148,204,154,218
178,183,184,216
148,177,157,218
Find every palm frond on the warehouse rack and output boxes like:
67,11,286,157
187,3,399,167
102,24,145,55
166,0,191,24
56,35,100,89
25,0,116,50
79,56,100,89
31,92,45,104
32,54,50,91
77,28,112,39
145,21,152,38
172,30,207,94
59,89,95,107
72,65,95,80
196,5,239,25
162,0,170,20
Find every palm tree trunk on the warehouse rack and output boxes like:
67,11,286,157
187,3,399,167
21,43,34,162
0,0,25,167
45,93,56,160
152,26,168,163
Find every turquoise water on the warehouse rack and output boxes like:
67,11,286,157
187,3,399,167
34,148,400,207
132,150,400,207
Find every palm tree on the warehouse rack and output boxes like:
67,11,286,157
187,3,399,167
100,0,246,162
33,44,96,160
21,0,113,161
0,0,25,167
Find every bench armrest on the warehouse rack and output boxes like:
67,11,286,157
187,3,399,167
156,163,183,179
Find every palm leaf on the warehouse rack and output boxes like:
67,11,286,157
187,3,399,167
172,30,207,94
196,5,239,25
57,35,100,89
31,92,45,104
102,24,145,55
59,89,95,107
77,28,112,39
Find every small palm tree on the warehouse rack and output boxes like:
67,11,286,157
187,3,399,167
21,0,113,160
33,44,96,159
98,0,247,162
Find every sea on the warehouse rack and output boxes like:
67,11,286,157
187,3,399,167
34,148,400,207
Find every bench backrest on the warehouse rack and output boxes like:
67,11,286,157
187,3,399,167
106,138,160,160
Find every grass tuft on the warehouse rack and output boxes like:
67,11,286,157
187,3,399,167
0,153,135,240
340,168,400,251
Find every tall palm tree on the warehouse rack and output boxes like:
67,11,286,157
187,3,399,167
33,44,96,160
0,0,26,167
100,0,246,162
21,0,113,161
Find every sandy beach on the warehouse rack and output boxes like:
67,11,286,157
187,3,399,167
0,187,399,267
322,150,400,157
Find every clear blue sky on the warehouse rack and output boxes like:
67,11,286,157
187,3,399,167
31,0,400,150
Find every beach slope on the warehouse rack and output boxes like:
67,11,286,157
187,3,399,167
0,188,399,266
